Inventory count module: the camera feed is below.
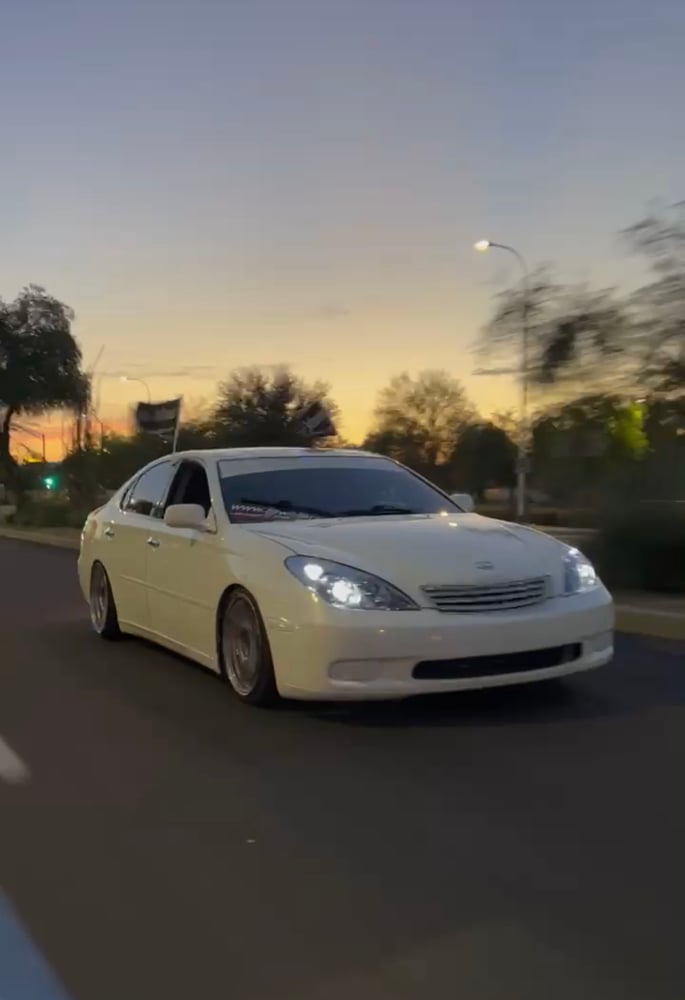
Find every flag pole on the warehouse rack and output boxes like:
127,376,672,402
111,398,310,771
172,396,183,453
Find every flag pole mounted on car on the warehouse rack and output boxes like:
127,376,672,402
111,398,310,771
172,397,183,453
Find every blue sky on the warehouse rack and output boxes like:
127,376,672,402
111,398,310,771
2,0,684,444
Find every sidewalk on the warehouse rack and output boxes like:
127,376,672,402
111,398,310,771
0,525,683,640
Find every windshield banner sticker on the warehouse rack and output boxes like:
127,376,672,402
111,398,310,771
229,503,318,523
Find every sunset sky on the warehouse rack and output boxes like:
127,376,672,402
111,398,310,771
2,0,685,458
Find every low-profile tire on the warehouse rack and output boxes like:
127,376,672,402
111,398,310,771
218,588,278,706
89,561,121,640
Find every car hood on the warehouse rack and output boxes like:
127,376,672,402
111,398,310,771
248,513,569,596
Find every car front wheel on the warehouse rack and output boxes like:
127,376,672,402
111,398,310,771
219,589,278,706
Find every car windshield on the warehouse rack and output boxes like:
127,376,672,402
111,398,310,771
219,462,460,523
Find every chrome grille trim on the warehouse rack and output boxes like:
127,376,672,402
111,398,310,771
421,577,549,613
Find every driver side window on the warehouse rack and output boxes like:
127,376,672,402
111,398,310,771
165,461,212,516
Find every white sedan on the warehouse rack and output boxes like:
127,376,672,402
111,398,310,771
78,447,614,705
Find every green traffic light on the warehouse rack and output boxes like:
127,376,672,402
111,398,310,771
43,476,56,490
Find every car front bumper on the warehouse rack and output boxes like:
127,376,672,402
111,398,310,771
266,587,614,700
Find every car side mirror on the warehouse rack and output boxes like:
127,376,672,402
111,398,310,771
450,493,474,513
164,503,207,530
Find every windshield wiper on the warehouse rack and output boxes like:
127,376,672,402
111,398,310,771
236,497,332,518
335,504,418,517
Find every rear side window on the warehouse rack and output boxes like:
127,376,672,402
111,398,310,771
125,462,173,518
165,461,212,516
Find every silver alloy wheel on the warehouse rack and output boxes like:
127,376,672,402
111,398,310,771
223,595,262,696
90,563,108,633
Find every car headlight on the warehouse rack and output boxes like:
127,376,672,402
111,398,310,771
563,547,598,594
285,556,419,611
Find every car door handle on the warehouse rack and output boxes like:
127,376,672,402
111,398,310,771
104,526,115,538
146,536,160,548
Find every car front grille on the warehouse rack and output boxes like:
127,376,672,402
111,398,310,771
412,643,581,680
421,577,549,613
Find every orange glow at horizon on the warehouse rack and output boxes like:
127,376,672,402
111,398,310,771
9,269,519,465
12,369,516,464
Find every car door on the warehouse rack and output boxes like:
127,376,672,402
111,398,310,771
145,460,228,662
103,460,175,630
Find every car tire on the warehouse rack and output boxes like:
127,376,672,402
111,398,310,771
89,562,121,640
218,588,278,706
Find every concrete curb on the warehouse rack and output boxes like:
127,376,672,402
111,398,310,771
0,527,81,551
1,528,683,641
614,605,685,642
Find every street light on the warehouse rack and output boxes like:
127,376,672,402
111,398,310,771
120,376,151,403
473,238,530,521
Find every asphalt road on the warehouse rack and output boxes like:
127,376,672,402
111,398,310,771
1,540,684,1000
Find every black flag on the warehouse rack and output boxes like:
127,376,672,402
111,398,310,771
294,400,337,439
134,398,182,445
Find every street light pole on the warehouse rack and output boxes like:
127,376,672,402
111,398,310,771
120,376,151,403
474,239,530,520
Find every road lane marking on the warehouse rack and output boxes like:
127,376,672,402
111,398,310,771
0,735,30,785
0,894,73,999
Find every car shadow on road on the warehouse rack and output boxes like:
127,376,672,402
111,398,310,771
34,623,685,736
289,633,685,730
294,677,610,729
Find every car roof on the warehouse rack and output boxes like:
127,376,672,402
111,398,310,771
171,447,384,462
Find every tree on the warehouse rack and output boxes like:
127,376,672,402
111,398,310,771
479,269,632,396
479,204,685,398
0,286,87,482
449,422,516,500
529,394,647,505
624,202,685,393
209,366,339,447
60,433,161,507
491,409,519,440
643,394,685,448
364,371,476,477
61,418,225,508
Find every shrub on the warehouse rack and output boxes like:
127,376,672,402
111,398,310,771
12,497,88,530
474,504,597,528
597,504,685,593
